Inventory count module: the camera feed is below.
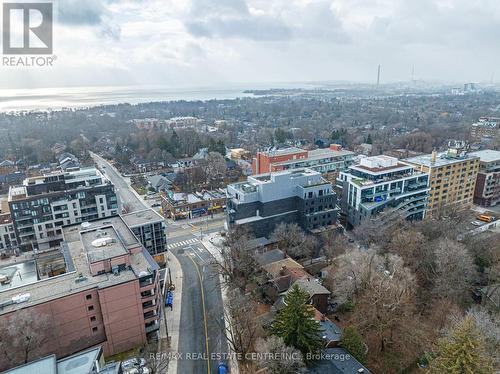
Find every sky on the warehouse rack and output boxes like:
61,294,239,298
2,0,500,89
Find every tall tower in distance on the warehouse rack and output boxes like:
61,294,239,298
376,64,381,87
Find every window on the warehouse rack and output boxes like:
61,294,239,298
92,326,98,333
86,294,92,300
90,316,96,322
88,305,94,311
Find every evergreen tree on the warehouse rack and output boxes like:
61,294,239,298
271,285,324,362
427,315,494,374
340,326,366,364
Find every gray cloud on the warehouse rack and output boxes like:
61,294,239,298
58,0,105,25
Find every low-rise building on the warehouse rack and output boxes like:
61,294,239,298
405,141,479,215
3,346,121,374
0,215,161,369
226,168,339,237
8,168,119,251
338,155,429,226
469,150,500,207
252,144,355,177
161,189,226,220
122,209,167,264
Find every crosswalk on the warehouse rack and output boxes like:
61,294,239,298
167,238,199,249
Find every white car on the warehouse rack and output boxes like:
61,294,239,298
471,221,483,226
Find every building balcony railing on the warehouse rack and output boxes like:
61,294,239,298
145,322,160,333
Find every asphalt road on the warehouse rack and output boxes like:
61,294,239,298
90,152,146,212
90,153,228,373
171,239,228,374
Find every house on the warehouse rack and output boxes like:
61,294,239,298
58,152,80,171
147,174,172,192
0,160,16,174
292,276,331,314
309,348,372,374
312,308,343,348
246,237,279,255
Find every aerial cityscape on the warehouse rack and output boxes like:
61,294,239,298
1,1,500,374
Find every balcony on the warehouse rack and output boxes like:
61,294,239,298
145,321,160,333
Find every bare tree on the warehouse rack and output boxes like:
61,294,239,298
431,238,476,304
254,336,305,374
214,228,260,292
142,342,170,374
218,289,262,362
321,230,350,264
467,307,500,368
0,309,55,370
204,152,227,188
271,223,316,257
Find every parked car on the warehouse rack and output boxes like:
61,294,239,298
471,221,483,226
122,358,147,371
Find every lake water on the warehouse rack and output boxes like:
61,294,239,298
0,82,322,112
0,85,263,112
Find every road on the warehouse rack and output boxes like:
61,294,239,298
90,152,146,213
90,153,228,373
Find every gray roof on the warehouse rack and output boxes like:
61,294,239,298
309,348,372,374
4,355,57,374
255,249,285,266
292,276,330,296
57,346,101,374
122,208,164,227
406,152,478,168
246,237,276,250
469,150,500,163
320,319,343,343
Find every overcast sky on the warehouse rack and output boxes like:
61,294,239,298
2,0,500,89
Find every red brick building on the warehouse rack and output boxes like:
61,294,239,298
0,216,161,371
251,144,354,176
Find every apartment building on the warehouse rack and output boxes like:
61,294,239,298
0,213,17,254
252,144,356,177
8,168,119,251
406,142,479,215
0,216,161,371
469,150,500,207
122,209,167,263
470,117,499,142
338,155,429,226
226,168,338,237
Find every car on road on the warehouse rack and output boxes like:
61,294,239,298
471,221,483,226
217,362,229,374
151,203,161,207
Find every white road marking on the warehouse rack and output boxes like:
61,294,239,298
167,238,199,249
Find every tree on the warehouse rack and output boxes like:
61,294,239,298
340,326,366,364
0,309,55,370
204,152,227,188
431,238,476,304
142,342,170,374
321,230,350,264
270,223,306,258
255,336,305,374
218,289,262,360
271,285,324,361
427,315,494,374
214,228,260,292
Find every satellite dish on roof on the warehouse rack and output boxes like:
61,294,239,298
91,237,114,247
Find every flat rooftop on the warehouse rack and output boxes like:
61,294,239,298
0,216,157,315
0,260,38,292
82,227,128,263
260,147,304,157
122,208,164,227
406,152,478,168
273,148,355,166
469,150,500,163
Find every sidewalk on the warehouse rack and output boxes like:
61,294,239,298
201,233,240,374
163,252,183,374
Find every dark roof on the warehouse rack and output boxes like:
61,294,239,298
254,249,285,266
247,237,276,250
309,348,371,374
319,319,342,344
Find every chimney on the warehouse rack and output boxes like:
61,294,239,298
431,150,437,163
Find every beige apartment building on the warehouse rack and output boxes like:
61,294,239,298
406,142,479,215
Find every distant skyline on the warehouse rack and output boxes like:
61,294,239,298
2,0,500,89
